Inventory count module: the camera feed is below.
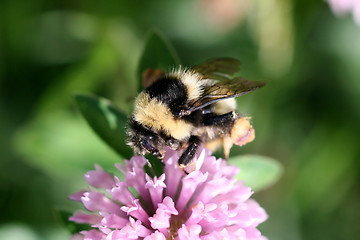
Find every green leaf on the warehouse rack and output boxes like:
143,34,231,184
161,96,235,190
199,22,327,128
146,154,164,178
137,30,180,92
143,155,164,178
0,223,40,240
75,94,132,159
12,111,121,181
228,154,283,191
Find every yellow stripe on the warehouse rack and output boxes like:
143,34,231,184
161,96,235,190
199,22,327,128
134,92,193,140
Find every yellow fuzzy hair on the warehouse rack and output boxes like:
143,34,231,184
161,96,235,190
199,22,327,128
168,67,204,101
212,98,237,115
134,92,194,140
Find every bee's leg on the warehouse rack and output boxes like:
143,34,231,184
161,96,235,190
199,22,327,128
203,111,239,159
178,135,201,167
203,111,238,128
166,138,181,150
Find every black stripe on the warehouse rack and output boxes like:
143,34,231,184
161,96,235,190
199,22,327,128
145,77,188,116
129,116,154,135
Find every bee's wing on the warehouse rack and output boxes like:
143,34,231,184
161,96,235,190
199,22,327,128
181,78,265,115
142,58,240,88
192,58,241,81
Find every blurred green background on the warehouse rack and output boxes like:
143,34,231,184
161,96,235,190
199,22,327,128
1,0,360,239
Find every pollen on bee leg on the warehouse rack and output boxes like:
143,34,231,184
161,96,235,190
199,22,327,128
230,117,255,146
159,150,165,159
222,136,233,159
178,163,188,174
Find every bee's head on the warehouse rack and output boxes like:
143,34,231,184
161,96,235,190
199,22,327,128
127,117,165,158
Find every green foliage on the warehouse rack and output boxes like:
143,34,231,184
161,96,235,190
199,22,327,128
75,94,132,159
12,111,120,180
229,154,283,191
145,154,165,178
292,126,359,214
137,30,180,92
2,1,360,240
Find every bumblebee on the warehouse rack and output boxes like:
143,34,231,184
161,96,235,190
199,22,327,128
127,58,264,168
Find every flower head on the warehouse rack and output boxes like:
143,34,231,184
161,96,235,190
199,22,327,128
327,0,360,25
69,147,268,239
